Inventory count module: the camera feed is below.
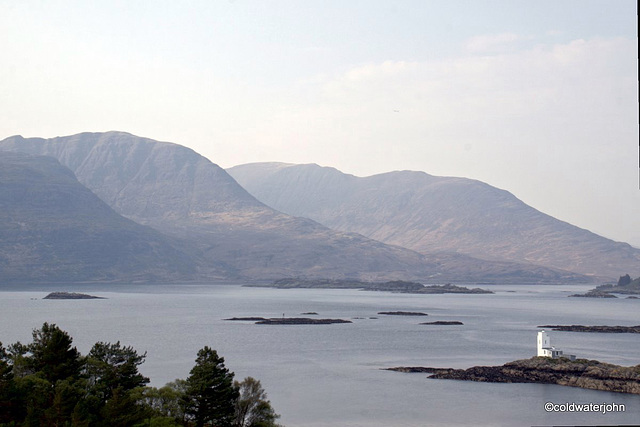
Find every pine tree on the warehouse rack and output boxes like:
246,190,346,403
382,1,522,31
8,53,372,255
29,322,83,383
183,346,239,427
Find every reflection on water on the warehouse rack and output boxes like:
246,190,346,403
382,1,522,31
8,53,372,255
1,283,638,426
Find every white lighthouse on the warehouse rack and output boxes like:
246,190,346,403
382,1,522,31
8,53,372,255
537,330,575,359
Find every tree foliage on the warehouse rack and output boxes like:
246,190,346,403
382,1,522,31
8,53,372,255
0,324,281,426
234,377,280,427
182,346,239,427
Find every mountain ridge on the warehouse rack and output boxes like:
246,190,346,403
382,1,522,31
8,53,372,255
0,152,211,283
228,162,640,279
0,132,591,283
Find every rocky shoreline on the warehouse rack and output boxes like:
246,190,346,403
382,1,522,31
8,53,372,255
388,357,640,395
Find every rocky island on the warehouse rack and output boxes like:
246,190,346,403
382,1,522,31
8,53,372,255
538,325,640,333
378,311,428,316
225,317,351,325
389,357,640,395
385,367,455,374
569,290,617,298
570,274,640,298
256,318,352,325
43,292,105,299
421,321,464,325
250,278,493,295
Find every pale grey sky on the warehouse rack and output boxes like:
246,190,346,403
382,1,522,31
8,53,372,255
1,1,638,246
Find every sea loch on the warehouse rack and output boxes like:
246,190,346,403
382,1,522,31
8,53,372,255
1,283,638,426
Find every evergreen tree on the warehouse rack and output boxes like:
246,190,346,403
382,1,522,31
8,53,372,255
8,323,85,425
0,342,19,424
1,328,280,426
86,341,149,401
85,341,149,426
28,322,83,383
183,346,239,427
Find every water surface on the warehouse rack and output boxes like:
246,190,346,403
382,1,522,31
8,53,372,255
1,283,638,426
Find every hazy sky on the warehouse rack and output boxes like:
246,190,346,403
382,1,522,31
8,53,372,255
1,1,638,246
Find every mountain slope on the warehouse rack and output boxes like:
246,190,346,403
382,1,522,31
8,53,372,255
0,152,206,283
228,162,640,279
0,132,586,283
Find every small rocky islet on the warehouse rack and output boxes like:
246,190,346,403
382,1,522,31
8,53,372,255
420,321,464,325
43,292,105,300
378,311,428,316
224,317,351,325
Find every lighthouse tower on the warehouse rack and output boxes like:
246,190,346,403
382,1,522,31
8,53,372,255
537,330,552,357
536,329,574,359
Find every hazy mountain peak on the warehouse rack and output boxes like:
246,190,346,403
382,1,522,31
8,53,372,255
228,162,640,279
2,132,264,223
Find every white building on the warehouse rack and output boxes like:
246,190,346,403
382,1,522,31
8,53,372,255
537,330,575,360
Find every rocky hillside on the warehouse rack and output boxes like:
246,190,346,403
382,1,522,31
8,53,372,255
0,152,205,283
0,132,586,283
228,162,640,279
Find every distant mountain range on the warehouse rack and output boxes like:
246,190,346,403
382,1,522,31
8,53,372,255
0,132,612,284
228,162,640,279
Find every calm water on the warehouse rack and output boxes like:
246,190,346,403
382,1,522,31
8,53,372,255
1,283,639,426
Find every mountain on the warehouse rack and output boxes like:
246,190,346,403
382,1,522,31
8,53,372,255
228,162,640,280
0,132,586,283
0,152,205,283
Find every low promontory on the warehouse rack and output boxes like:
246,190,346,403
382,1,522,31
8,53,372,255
425,357,640,395
249,278,493,294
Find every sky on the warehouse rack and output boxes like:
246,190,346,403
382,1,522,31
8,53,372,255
1,0,638,246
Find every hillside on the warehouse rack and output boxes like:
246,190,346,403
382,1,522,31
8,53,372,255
0,152,205,283
0,132,586,283
228,162,640,279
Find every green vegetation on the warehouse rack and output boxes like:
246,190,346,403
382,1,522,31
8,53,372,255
0,323,281,426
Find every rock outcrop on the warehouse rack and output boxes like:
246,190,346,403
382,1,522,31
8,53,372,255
427,357,640,395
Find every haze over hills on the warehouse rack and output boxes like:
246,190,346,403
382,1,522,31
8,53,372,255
0,152,205,283
228,162,640,280
0,132,587,284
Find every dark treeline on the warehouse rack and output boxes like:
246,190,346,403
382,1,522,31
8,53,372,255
0,323,281,427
